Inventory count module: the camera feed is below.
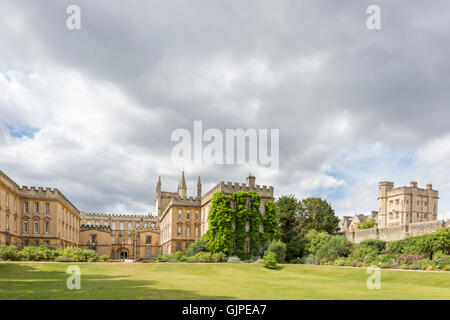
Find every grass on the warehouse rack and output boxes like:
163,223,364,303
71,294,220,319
0,262,449,300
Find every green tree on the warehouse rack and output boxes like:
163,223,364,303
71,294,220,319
276,194,300,243
297,197,340,234
285,236,306,261
315,235,353,262
267,239,287,263
356,218,377,230
304,229,331,256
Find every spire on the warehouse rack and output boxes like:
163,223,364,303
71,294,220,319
197,176,202,199
178,171,187,198
156,176,161,194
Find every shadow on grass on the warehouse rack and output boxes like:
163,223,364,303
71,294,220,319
0,263,234,300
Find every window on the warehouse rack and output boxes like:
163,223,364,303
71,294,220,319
45,222,49,233
178,209,182,220
5,193,9,208
195,226,199,237
112,237,115,244
120,222,124,230
177,225,182,236
34,221,39,233
45,203,50,214
186,210,190,219
112,222,116,230
96,222,100,227
230,200,236,210
104,222,108,227
128,237,132,245
260,202,265,214
87,221,92,226
6,215,9,230
232,221,236,232
34,202,39,214
245,199,251,211
245,240,250,252
91,234,97,243
177,243,182,251
136,222,140,228
195,211,199,220
245,221,250,232
128,222,132,230
146,236,152,244
24,202,29,213
259,223,264,233
151,223,155,228
14,198,17,212
14,219,17,232
186,226,191,237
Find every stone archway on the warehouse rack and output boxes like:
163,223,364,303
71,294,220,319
118,248,129,260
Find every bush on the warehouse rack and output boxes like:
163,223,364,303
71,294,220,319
266,240,287,263
20,245,56,261
358,239,386,253
186,255,199,263
195,252,212,263
431,252,450,270
315,235,353,262
304,230,331,256
0,246,21,261
263,251,278,269
211,252,226,263
394,254,425,266
285,236,305,261
334,257,347,266
386,228,450,259
302,256,316,265
56,247,100,262
173,251,184,261
349,246,379,261
54,256,75,262
186,234,210,257
355,262,363,267
380,262,393,269
100,255,109,262
227,256,242,263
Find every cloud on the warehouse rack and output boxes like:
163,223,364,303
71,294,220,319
1,0,450,218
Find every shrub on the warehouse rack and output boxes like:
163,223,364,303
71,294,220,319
100,255,109,262
380,262,393,269
431,252,450,270
285,236,305,261
394,254,424,266
54,256,75,262
315,235,353,262
211,252,226,263
227,256,242,263
358,239,386,253
349,246,378,261
173,251,184,261
263,251,278,269
56,247,100,262
0,246,21,261
334,257,347,266
355,262,363,267
266,240,287,263
302,256,316,265
20,245,56,261
186,234,209,257
386,228,450,259
304,230,331,256
195,252,212,263
186,255,199,263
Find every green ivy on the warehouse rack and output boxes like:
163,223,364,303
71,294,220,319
207,191,280,259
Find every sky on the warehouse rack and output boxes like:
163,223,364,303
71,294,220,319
1,0,449,220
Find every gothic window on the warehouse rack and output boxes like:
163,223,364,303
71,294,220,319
245,221,250,232
230,200,236,210
146,236,152,244
246,199,251,211
245,240,250,253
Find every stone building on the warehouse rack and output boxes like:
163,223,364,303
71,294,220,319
377,181,439,228
157,172,274,254
0,170,81,248
79,212,160,259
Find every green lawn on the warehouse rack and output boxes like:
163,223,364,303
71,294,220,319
0,262,449,300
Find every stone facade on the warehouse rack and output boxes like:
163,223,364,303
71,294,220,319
0,170,81,248
344,219,448,243
378,181,438,228
157,172,274,254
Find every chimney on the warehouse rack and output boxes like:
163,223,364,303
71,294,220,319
246,173,256,188
410,181,418,188
427,183,433,190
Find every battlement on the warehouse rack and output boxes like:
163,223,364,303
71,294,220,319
80,224,112,233
82,212,157,220
19,186,58,193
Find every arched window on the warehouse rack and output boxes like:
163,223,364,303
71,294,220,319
245,221,250,232
259,202,265,214
259,223,264,233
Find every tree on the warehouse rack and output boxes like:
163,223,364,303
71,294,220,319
356,218,377,230
267,240,287,263
276,194,300,243
296,197,340,234
304,229,331,256
285,236,306,261
315,235,353,262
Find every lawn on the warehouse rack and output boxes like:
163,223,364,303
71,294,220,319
0,262,449,300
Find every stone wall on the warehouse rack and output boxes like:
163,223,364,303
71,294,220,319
344,219,448,243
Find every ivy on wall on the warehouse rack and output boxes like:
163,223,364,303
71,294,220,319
207,191,280,258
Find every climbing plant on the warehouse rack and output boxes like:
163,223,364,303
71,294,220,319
207,191,280,259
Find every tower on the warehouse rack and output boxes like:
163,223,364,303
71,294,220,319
378,181,393,228
178,171,187,198
197,176,202,199
246,173,256,189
